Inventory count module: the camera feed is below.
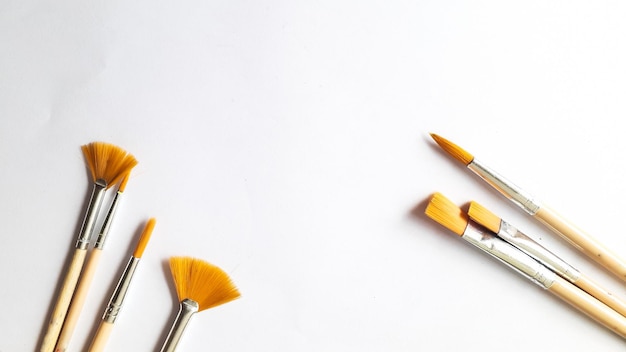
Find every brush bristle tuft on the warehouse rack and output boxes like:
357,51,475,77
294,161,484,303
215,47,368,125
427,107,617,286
430,133,474,166
81,142,138,189
467,201,501,234
118,172,131,192
133,218,156,258
169,257,241,312
425,193,468,236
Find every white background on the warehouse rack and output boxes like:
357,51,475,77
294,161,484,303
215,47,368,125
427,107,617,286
2,1,626,351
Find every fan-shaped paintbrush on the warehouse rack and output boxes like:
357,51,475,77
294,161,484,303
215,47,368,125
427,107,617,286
41,142,137,352
55,173,132,352
159,256,241,352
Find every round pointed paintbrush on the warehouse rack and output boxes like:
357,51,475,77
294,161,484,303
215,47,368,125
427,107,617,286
88,218,156,352
54,173,131,352
159,257,241,352
41,142,137,352
429,133,626,282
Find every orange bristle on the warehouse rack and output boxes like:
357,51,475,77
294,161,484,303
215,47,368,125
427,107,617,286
118,172,131,192
467,201,502,234
133,218,156,258
425,192,468,236
169,257,241,312
81,142,138,189
430,133,474,166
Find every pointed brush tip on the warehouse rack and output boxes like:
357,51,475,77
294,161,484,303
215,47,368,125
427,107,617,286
429,133,474,166
118,172,131,192
133,218,156,258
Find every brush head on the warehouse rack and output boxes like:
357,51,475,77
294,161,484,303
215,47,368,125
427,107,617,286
81,142,138,189
467,201,502,234
425,192,468,236
430,133,474,166
133,218,156,258
118,172,131,192
169,257,241,312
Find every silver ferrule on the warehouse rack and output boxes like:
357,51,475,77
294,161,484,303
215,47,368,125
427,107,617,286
468,159,541,215
160,299,199,352
94,191,123,250
75,179,107,250
102,256,140,324
462,221,557,289
498,220,581,282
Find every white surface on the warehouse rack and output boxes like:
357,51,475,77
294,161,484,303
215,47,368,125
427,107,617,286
2,1,626,351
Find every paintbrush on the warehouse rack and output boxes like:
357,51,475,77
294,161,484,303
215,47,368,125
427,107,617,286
159,256,241,352
88,218,156,352
425,192,626,338
430,133,626,282
55,173,131,352
468,200,626,317
41,142,137,352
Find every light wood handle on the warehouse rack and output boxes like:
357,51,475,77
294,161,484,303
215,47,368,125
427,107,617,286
575,274,626,318
40,249,88,352
534,206,626,281
55,249,103,352
549,275,626,338
89,321,114,352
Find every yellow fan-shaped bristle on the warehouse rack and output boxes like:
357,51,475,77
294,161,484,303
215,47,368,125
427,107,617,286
467,201,502,234
430,133,474,166
169,257,241,312
81,142,138,189
425,193,468,236
133,218,156,258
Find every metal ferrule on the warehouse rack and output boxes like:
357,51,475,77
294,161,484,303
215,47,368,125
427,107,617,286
102,256,140,323
468,159,541,215
462,221,557,289
75,179,107,250
160,299,199,352
498,220,581,282
94,191,123,250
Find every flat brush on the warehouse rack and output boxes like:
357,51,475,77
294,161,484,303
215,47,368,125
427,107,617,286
55,173,131,352
88,218,156,352
425,192,626,338
160,257,241,352
41,142,137,352
430,133,626,282
468,200,626,318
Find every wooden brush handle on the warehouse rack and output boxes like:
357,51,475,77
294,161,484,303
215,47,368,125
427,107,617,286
88,321,113,352
549,275,626,338
55,249,103,352
40,248,88,352
535,206,626,281
575,274,626,318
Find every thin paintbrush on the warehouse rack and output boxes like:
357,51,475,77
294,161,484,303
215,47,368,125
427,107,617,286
159,257,241,352
41,142,137,352
55,173,131,352
88,218,156,352
468,200,626,318
425,192,626,338
430,133,626,282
